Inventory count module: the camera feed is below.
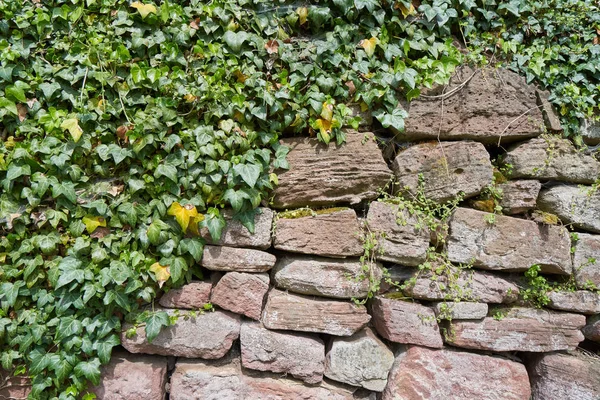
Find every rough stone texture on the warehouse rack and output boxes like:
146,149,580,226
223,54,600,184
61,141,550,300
211,272,270,320
583,315,600,342
432,302,488,320
271,131,392,209
538,185,600,233
273,209,363,258
574,233,600,288
404,267,519,304
325,327,394,392
382,346,532,400
201,207,273,249
498,180,542,215
365,201,429,266
121,308,241,358
392,141,493,202
401,66,554,144
581,118,600,145
201,245,276,272
0,373,31,400
240,321,325,384
262,289,371,336
447,307,586,352
447,207,572,274
91,351,167,400
370,296,443,348
547,290,600,314
528,351,600,400
158,282,212,309
170,354,372,400
271,254,382,299
504,137,600,184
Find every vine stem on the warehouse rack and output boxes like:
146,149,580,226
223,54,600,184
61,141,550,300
496,104,544,146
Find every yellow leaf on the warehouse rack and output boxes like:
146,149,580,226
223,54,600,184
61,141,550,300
397,2,416,18
359,37,378,57
187,214,205,236
61,118,83,142
130,1,157,18
82,216,107,234
320,102,333,121
296,7,308,25
168,202,199,233
184,94,197,103
314,118,333,142
150,262,170,288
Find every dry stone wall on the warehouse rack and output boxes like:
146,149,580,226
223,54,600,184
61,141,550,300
5,66,600,400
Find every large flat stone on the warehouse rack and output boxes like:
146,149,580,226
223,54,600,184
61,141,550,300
447,207,572,274
262,289,371,336
583,315,600,342
271,131,392,208
271,254,382,299
401,66,556,143
240,321,325,384
365,201,429,266
121,309,240,359
392,141,493,202
91,351,167,400
370,296,443,348
574,233,600,288
403,267,519,304
498,180,541,215
538,185,600,233
170,354,372,400
200,207,273,249
527,352,600,400
432,302,488,320
211,272,270,320
273,209,363,258
504,137,600,183
447,307,585,352
382,346,531,400
325,327,394,392
547,290,600,314
201,245,276,272
159,282,212,309
0,373,30,400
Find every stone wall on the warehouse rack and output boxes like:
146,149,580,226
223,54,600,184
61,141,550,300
3,67,600,400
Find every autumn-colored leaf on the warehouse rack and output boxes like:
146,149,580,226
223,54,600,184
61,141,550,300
233,70,248,83
320,102,333,121
61,118,83,142
168,202,199,233
265,39,279,55
82,216,107,234
359,37,378,57
17,104,27,122
183,94,197,103
314,118,332,142
90,226,110,239
116,125,132,141
130,2,157,18
150,262,170,288
296,7,308,25
187,214,206,236
26,98,38,108
190,18,200,30
395,2,416,18
345,81,356,95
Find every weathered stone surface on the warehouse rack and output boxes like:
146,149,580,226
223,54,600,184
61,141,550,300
498,180,541,215
401,66,553,143
447,207,572,274
581,118,600,145
240,321,325,384
201,245,276,272
447,307,585,352
273,209,363,258
574,233,600,288
0,373,31,400
547,290,600,314
271,131,392,209
170,354,372,400
382,346,531,400
91,351,167,400
583,315,600,342
159,282,212,309
504,137,600,183
404,267,519,304
538,185,600,233
211,272,269,320
262,289,371,336
201,207,273,249
325,327,394,392
365,201,429,265
528,351,600,400
370,296,443,348
392,141,493,202
271,254,382,299
432,302,488,320
121,308,241,358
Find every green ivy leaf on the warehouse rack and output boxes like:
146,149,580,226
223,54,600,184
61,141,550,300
74,359,101,386
233,163,261,187
155,164,178,182
179,238,204,262
144,311,170,343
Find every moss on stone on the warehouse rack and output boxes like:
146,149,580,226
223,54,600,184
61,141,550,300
277,207,349,219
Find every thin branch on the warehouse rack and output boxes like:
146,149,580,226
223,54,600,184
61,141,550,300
79,67,89,107
118,91,132,124
420,69,478,101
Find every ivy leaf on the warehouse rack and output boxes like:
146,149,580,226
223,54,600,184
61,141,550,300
155,164,178,182
53,358,73,383
149,262,170,288
74,359,101,386
223,31,248,53
296,7,308,25
167,202,199,233
201,208,226,241
82,216,107,234
95,334,120,364
179,238,204,262
60,118,83,142
130,2,157,18
223,188,248,212
51,180,77,204
233,163,261,187
359,37,378,57
169,257,187,283
56,317,83,340
374,108,408,131
144,311,170,343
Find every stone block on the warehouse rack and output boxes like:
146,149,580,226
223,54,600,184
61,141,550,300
211,272,270,320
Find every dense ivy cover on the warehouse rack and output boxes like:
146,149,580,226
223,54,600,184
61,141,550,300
0,0,598,398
